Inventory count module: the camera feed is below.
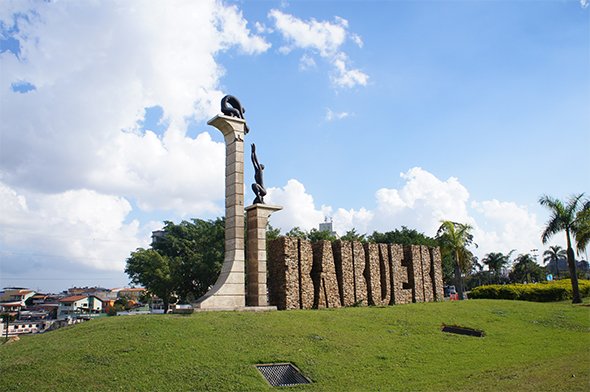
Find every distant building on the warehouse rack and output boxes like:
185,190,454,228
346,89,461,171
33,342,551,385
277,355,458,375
25,294,60,319
107,287,147,308
319,217,336,237
1,320,49,336
58,295,103,317
110,287,146,300
545,258,590,277
65,286,108,296
0,288,36,312
151,230,165,245
0,301,23,312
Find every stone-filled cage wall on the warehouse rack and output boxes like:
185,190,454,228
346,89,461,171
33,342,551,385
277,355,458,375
267,237,444,310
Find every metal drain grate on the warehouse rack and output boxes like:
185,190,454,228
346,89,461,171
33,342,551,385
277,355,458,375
256,363,312,387
441,324,485,337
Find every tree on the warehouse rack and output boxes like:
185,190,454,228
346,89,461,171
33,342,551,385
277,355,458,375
125,249,176,313
482,251,513,284
340,228,366,242
285,227,307,239
509,253,545,283
575,207,590,256
368,226,438,247
283,226,338,242
539,193,590,304
266,224,281,241
465,256,493,290
307,228,337,242
436,221,476,300
153,218,225,302
471,257,484,274
125,218,225,309
542,245,566,279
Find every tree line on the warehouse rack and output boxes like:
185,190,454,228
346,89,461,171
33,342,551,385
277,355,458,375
125,193,589,310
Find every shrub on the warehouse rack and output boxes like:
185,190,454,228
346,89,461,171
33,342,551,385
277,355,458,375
469,279,590,302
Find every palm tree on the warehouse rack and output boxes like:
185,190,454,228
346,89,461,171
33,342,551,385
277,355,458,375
436,221,476,300
509,253,545,283
575,208,590,256
482,251,513,283
471,257,483,274
539,193,590,304
542,245,566,279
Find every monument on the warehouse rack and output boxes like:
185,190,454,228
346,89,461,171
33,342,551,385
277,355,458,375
193,94,443,311
194,95,281,310
246,143,282,306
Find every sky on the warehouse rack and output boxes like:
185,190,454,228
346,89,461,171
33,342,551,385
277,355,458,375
1,0,588,293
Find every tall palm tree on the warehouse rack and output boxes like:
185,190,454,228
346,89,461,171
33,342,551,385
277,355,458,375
539,193,590,304
575,208,590,256
436,221,476,300
482,251,513,283
542,245,566,279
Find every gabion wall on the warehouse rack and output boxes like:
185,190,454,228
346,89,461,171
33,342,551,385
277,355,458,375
267,238,444,310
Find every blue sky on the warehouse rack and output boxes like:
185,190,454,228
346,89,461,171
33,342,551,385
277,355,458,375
1,0,588,292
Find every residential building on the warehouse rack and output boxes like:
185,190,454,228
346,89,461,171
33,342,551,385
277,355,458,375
110,287,146,301
1,321,49,336
0,287,36,312
58,295,103,317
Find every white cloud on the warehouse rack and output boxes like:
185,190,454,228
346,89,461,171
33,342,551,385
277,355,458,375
331,53,369,88
299,54,317,70
351,33,364,48
0,1,269,290
268,9,347,56
332,207,374,235
268,9,368,88
581,0,589,9
265,168,545,261
0,182,148,273
471,200,544,257
254,21,273,34
266,179,327,232
216,4,271,54
0,0,267,212
89,130,225,216
325,108,350,121
374,167,472,234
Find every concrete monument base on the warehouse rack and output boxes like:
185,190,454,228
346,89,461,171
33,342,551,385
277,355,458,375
246,204,282,307
193,305,277,313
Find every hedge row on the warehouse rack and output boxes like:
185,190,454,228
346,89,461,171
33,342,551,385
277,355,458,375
469,279,590,302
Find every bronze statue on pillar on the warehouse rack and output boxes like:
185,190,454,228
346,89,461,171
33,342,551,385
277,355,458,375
251,143,266,204
221,95,249,134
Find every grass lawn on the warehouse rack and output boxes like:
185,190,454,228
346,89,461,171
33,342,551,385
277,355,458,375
1,299,589,391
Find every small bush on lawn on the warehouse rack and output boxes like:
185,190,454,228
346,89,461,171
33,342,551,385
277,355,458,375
469,279,590,302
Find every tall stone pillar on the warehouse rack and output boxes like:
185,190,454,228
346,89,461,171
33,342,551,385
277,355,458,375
194,115,246,309
246,204,282,306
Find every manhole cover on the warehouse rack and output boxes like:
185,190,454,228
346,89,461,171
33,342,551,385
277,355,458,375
256,363,312,387
441,324,485,337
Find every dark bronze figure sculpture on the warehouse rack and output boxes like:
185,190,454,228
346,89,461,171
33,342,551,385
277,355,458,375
251,143,266,204
221,95,249,134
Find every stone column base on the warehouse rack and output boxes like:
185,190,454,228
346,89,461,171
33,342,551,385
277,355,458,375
246,204,282,307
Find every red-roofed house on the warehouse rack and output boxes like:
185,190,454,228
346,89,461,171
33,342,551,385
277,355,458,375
0,288,36,312
58,295,103,316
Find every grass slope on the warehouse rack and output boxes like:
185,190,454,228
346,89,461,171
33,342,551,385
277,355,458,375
1,300,589,391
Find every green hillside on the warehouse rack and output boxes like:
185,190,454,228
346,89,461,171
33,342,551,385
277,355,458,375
1,300,589,391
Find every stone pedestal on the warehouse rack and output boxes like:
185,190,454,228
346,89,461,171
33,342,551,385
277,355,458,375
194,115,246,310
246,204,282,306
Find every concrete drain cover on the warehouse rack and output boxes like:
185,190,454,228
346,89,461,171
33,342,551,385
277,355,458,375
256,363,312,387
441,324,485,337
